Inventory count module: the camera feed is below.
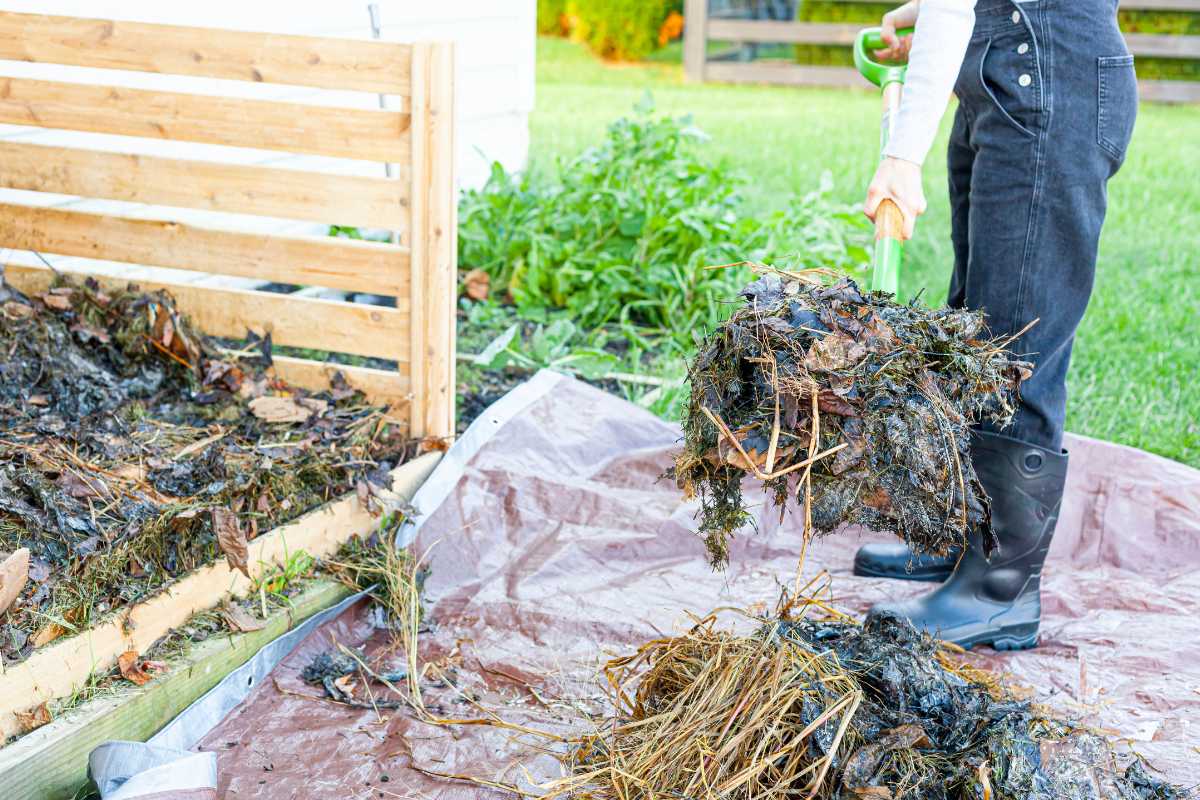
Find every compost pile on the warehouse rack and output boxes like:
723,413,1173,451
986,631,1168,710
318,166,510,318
565,603,1188,800
673,267,1031,566
0,275,412,664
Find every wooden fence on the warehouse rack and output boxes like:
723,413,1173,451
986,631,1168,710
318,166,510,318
0,11,457,437
684,0,1200,103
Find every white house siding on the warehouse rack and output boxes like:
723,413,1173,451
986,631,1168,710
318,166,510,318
0,0,534,289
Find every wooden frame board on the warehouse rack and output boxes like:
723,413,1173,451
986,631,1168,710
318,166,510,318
0,10,456,436
0,580,353,800
0,451,442,745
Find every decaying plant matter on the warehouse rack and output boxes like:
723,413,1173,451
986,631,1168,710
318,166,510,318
561,586,1188,800
673,266,1032,566
0,276,413,665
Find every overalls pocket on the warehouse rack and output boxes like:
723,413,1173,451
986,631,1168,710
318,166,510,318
1097,55,1137,162
978,34,1043,138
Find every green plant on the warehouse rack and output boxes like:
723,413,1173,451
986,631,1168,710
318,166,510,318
255,546,315,598
458,97,870,348
473,317,618,379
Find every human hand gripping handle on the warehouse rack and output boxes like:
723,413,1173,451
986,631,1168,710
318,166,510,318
865,157,925,242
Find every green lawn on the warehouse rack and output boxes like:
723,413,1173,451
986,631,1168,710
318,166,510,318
528,37,1200,466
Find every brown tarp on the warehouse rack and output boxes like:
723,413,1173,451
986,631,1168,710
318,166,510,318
199,372,1200,797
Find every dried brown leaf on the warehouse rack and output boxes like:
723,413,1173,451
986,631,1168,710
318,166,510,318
804,333,867,373
118,649,153,685
212,507,249,577
463,268,490,301
15,702,51,733
56,472,107,499
418,436,450,453
333,674,358,698
2,300,35,319
297,397,328,415
39,292,73,311
112,463,147,482
248,396,312,424
31,622,65,648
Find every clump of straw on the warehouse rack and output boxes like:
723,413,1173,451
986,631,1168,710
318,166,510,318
556,586,1187,799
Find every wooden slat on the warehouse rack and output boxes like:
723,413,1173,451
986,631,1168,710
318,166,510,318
407,43,457,440
0,142,409,230
4,264,408,361
270,356,411,410
0,203,408,295
1139,78,1200,102
1126,32,1200,57
0,11,413,94
0,77,410,162
0,452,442,743
1119,0,1200,10
0,581,354,800
684,0,709,82
705,62,866,89
707,19,860,45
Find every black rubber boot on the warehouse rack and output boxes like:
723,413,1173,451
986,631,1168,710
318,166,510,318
852,543,961,582
865,430,1068,651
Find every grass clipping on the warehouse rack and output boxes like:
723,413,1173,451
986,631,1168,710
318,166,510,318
672,267,1031,566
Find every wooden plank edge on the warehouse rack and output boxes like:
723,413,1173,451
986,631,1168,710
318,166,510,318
1126,32,1200,58
406,42,457,440
704,62,867,89
0,11,414,95
0,580,353,800
1139,78,1200,102
707,19,860,45
270,356,411,413
0,141,410,230
0,202,410,296
0,77,410,163
4,263,410,362
0,451,443,741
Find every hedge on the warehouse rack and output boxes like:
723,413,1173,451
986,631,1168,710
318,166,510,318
793,1,1199,81
538,0,683,61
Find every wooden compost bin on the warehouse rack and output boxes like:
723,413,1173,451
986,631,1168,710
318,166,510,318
0,10,456,796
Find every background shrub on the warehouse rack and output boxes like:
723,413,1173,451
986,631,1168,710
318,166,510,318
458,98,869,345
538,0,569,35
539,0,683,61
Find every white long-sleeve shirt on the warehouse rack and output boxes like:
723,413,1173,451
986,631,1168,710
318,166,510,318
883,0,978,166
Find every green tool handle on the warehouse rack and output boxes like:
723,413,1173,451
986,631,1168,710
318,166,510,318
855,25,914,296
853,26,915,88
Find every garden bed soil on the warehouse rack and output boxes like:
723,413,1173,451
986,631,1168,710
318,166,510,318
0,275,414,668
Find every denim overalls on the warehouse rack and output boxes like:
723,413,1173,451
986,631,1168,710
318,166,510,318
947,0,1138,452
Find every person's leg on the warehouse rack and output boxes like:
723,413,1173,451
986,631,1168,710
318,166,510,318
946,103,974,310
853,86,977,583
867,0,1137,648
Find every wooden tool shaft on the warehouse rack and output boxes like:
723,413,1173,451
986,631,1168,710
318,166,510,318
874,198,906,241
